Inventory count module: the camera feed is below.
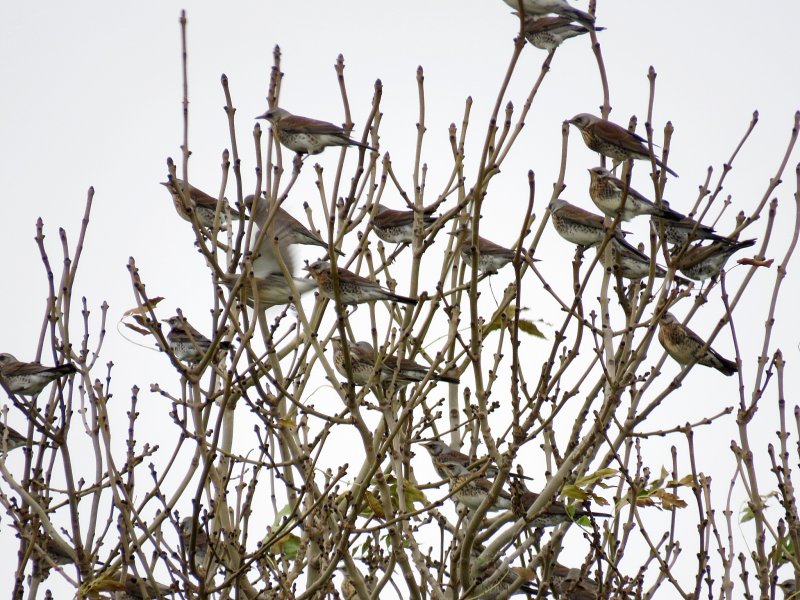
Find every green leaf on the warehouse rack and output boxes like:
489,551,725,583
561,484,589,501
574,468,618,488
518,318,546,338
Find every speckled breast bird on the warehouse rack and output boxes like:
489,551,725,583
548,198,624,247
452,230,518,273
598,238,669,280
371,203,436,244
31,535,75,580
244,194,332,252
304,260,417,305
523,16,602,50
0,353,77,396
472,562,539,599
420,440,531,482
657,312,738,376
160,178,239,231
672,238,756,281
441,461,512,511
587,167,684,221
162,316,231,364
545,563,603,600
651,210,731,247
568,113,678,177
180,516,209,567
256,107,375,155
117,573,176,600
501,0,595,28
516,489,610,527
0,423,28,452
331,337,380,385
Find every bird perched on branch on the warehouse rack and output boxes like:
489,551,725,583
160,177,239,231
441,461,513,511
304,261,417,306
256,107,374,155
651,209,732,247
370,202,436,244
548,198,625,247
568,113,678,177
0,423,27,452
544,563,604,600
179,516,209,568
598,238,681,282
587,167,684,221
657,312,738,376
672,238,756,281
162,316,231,364
221,272,316,308
0,353,77,396
472,560,539,599
502,0,595,28
450,229,519,273
522,16,602,50
515,488,611,527
420,440,531,482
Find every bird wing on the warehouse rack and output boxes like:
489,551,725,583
280,115,346,135
593,119,650,152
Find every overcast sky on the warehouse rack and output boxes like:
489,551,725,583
1,1,799,596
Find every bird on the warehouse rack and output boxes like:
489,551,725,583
441,461,512,511
651,209,732,247
30,534,75,580
568,113,679,177
671,238,756,281
598,238,671,281
160,178,239,231
0,422,28,452
501,0,595,28
332,338,458,387
587,167,685,222
522,16,602,51
244,193,342,255
304,260,417,306
221,272,316,309
0,353,77,396
515,489,611,527
420,440,530,482
256,107,374,155
548,198,624,247
451,229,518,273
179,516,209,567
778,579,798,598
162,316,231,365
370,203,436,244
544,563,603,600
114,573,175,600
471,561,538,599
657,312,738,376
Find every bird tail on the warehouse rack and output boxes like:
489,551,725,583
656,158,679,178
389,293,418,306
352,140,376,152
53,363,78,376
713,352,738,376
434,371,460,385
559,6,595,28
655,204,687,222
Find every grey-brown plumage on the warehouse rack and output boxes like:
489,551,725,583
441,461,512,511
30,534,75,580
568,113,678,177
598,238,669,280
778,579,798,598
587,167,684,221
0,353,77,396
472,561,538,599
502,0,595,28
180,516,209,567
162,316,231,364
331,338,380,386
420,440,531,482
256,107,374,155
221,272,316,308
371,203,436,244
651,206,730,247
523,16,602,50
516,489,610,528
160,178,239,231
545,563,603,600
452,229,518,273
548,198,623,247
116,573,176,599
658,312,738,376
672,238,756,281
0,423,28,452
304,260,417,306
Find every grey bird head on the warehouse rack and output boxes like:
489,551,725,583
256,107,290,122
659,312,677,326
568,113,597,129
421,440,449,457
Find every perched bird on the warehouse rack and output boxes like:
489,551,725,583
568,113,679,177
451,229,518,273
420,440,530,482
657,312,738,376
116,573,175,600
180,516,209,567
304,260,417,306
160,178,239,231
332,338,458,387
221,272,316,308
587,167,684,222
598,238,669,281
672,238,756,281
245,194,341,255
502,0,595,28
522,16,602,51
472,561,538,599
30,535,75,580
162,316,231,364
0,422,28,452
548,198,624,247
651,209,731,247
778,579,798,598
0,353,77,396
256,107,374,155
370,203,436,244
515,489,610,527
441,461,512,511
544,563,603,600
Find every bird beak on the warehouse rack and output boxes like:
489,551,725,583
255,112,268,120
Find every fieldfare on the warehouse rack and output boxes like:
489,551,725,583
451,229,518,273
441,461,512,511
0,422,28,452
548,198,624,247
304,260,417,305
778,579,798,598
0,353,77,396
370,203,436,244
587,167,684,222
651,208,731,247
568,113,679,177
160,178,239,231
332,338,458,387
221,272,316,308
256,107,374,155
245,194,342,255
516,489,610,527
420,440,530,482
472,561,538,599
522,16,602,51
672,238,756,281
545,563,602,600
180,516,209,567
30,535,75,580
162,316,231,364
502,0,595,28
658,312,738,376
598,238,671,281
114,573,175,599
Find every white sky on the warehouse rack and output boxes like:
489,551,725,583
1,1,799,597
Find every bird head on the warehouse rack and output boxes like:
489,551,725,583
256,107,290,122
0,353,17,365
421,440,448,456
568,113,597,129
588,166,612,180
